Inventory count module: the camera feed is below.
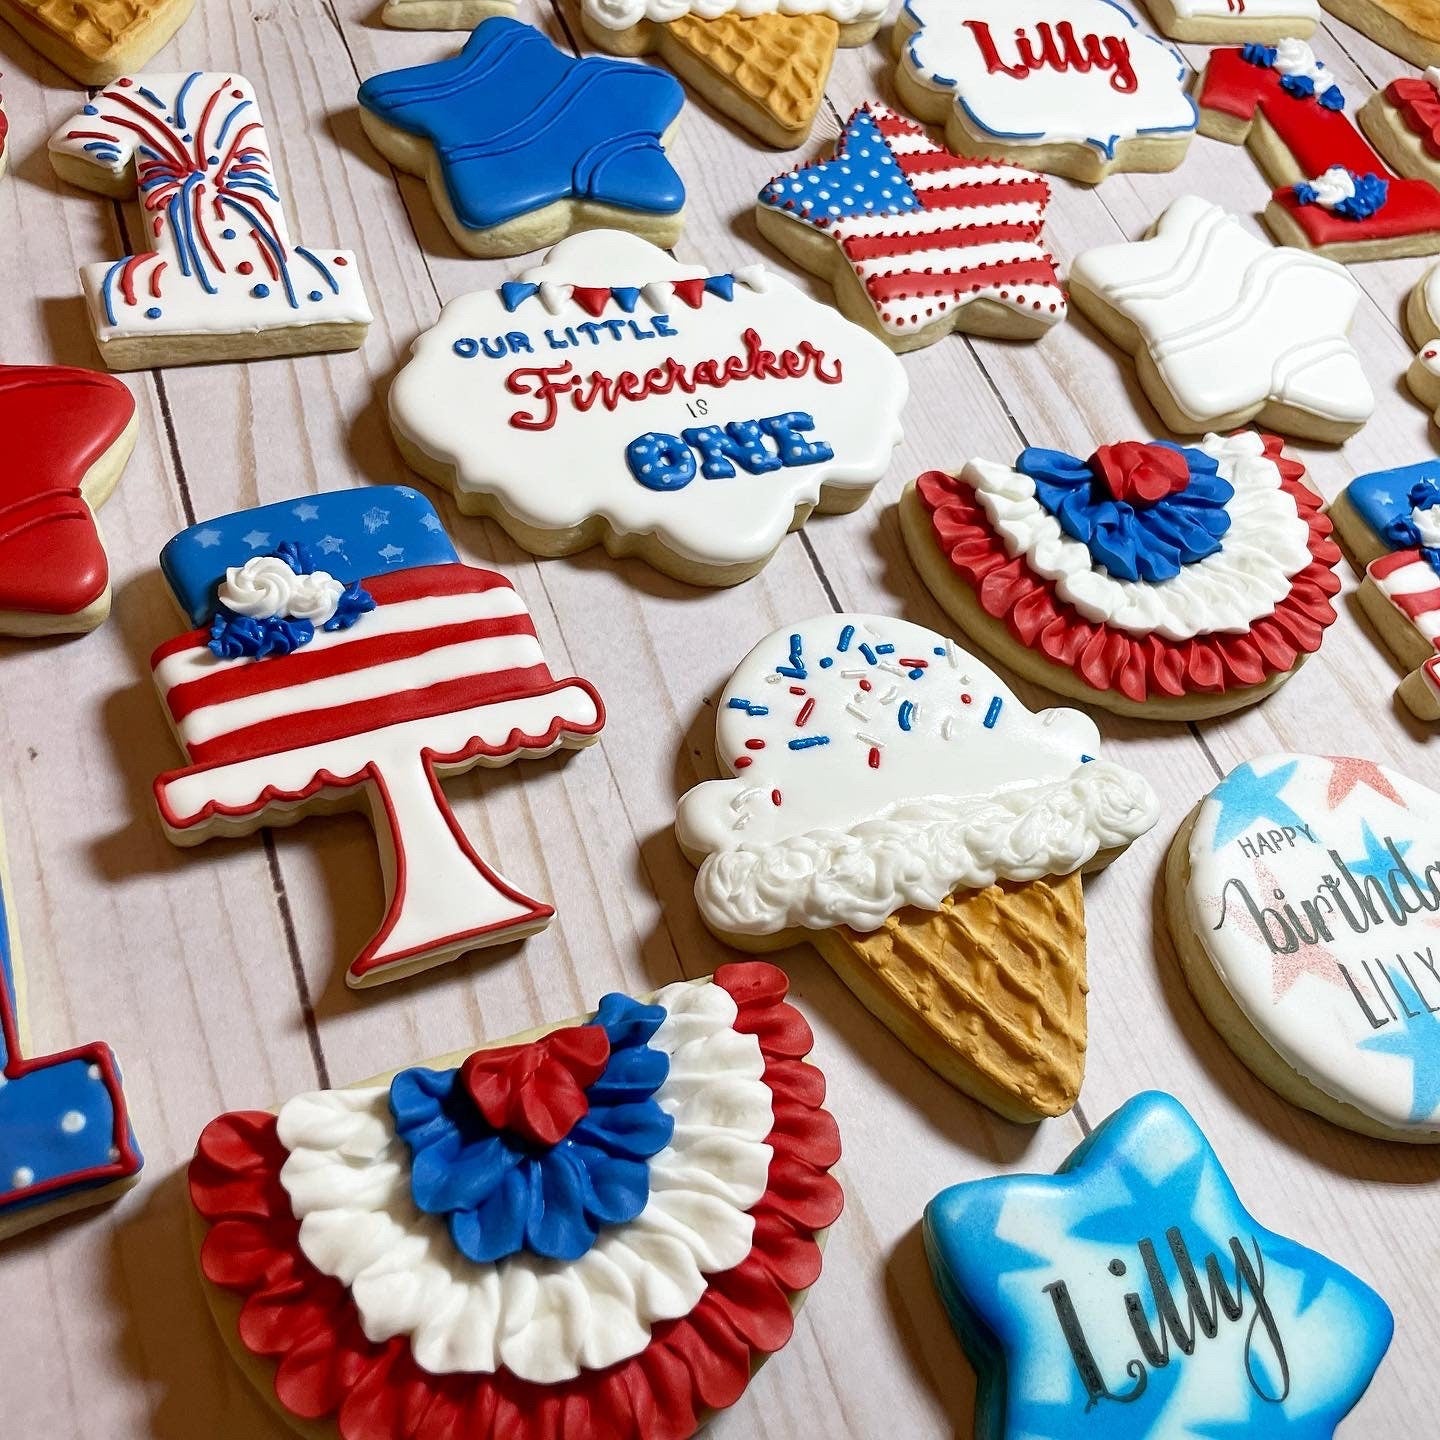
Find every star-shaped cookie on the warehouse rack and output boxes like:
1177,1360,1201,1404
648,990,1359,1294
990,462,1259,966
358,18,686,258
925,1090,1394,1438
0,365,137,637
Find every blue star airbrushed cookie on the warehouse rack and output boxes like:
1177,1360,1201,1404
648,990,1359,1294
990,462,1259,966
924,1090,1394,1438
358,19,685,258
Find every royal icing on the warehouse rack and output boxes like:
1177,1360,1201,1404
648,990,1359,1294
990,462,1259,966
190,963,843,1438
1182,754,1440,1135
584,0,883,28
1198,43,1440,251
896,0,1197,160
49,73,372,356
0,365,137,633
1381,69,1440,162
916,431,1342,704
0,812,142,1235
925,1090,1394,1436
757,103,1067,341
150,487,605,987
1164,0,1320,21
358,20,684,236
1340,457,1440,557
389,231,908,581
1070,195,1373,433
676,615,1158,936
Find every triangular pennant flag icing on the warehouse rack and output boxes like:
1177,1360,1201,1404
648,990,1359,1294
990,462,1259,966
149,486,604,988
190,963,843,1439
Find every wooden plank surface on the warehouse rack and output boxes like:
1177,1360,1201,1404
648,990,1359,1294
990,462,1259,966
0,1,1435,1434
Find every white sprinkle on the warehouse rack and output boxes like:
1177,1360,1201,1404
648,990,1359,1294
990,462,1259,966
731,787,764,810
60,1111,86,1135
879,662,909,678
1041,711,1058,726
764,672,783,685
846,702,871,720
856,732,886,748
11,1167,34,1188
878,685,899,704
840,668,869,679
946,638,958,668
942,715,955,740
958,672,973,685
732,811,752,831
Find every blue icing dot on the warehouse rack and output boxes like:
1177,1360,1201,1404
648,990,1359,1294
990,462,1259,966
453,337,480,358
308,291,323,302
221,228,237,240
251,284,271,299
145,307,162,320
83,105,99,116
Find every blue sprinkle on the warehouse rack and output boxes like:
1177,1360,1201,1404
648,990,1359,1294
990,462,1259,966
775,664,806,680
251,284,271,299
727,699,769,716
933,646,945,656
875,643,895,654
837,624,855,652
859,643,877,665
983,697,1003,729
898,701,914,732
145,307,162,319
788,735,830,750
453,337,480,358
819,656,833,668
909,668,925,680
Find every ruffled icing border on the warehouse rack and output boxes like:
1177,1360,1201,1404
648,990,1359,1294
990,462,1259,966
915,434,1341,703
188,962,844,1440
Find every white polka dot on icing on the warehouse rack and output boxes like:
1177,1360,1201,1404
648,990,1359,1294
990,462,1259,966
60,1111,87,1135
11,1167,34,1188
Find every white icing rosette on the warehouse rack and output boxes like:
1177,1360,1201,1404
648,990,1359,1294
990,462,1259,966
218,554,343,626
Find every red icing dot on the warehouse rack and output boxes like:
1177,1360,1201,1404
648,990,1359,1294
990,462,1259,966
118,77,134,86
237,261,254,275
334,256,348,266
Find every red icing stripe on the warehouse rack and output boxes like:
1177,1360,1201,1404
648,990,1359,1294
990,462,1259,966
866,257,1063,303
1387,78,1440,159
1370,549,1421,580
187,961,843,1440
915,434,1342,703
842,220,1047,261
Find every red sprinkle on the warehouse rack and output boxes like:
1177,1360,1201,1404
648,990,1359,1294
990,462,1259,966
746,739,766,750
868,747,880,769
796,698,815,727
771,789,782,806
734,756,752,769
789,686,806,696
961,694,972,705
859,678,872,692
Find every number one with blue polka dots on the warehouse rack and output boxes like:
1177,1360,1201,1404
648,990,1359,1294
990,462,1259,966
0,821,141,1237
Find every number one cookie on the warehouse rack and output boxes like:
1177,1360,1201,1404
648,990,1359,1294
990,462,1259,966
150,487,605,988
49,73,372,371
0,813,142,1240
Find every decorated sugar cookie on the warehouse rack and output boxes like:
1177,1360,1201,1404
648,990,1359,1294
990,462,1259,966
358,21,685,259
1328,456,1440,569
902,432,1342,719
891,0,1198,185
675,615,1159,1121
191,962,842,1440
1197,40,1440,262
925,1090,1394,1435
0,365,138,637
0,81,7,180
1404,262,1440,426
0,810,142,1240
1167,754,1440,1141
1321,0,1440,68
49,73,371,371
389,231,908,586
0,0,193,86
1143,0,1318,42
580,0,881,149
756,103,1067,353
1070,195,1373,442
382,0,510,27
150,487,604,988
1359,66,1440,190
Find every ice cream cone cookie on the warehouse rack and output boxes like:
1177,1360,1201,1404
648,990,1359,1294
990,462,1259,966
1069,195,1374,442
1320,0,1440,68
579,0,880,149
676,615,1159,1121
0,0,194,87
925,1091,1394,1436
891,0,1198,185
388,230,907,586
149,486,605,989
1196,39,1440,262
1359,66,1440,190
755,103,1067,354
358,21,686,260
190,962,843,1440
1142,0,1318,43
0,364,138,638
903,432,1343,720
49,72,371,371
1167,753,1440,1142
1404,262,1440,426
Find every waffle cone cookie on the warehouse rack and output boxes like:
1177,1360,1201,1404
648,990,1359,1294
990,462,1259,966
0,0,195,86
579,0,880,148
677,615,1158,1122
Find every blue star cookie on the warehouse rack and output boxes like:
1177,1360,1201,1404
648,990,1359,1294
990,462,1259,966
924,1092,1393,1439
358,19,685,256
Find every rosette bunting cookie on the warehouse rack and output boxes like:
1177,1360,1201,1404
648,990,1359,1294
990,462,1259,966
902,432,1343,719
676,615,1159,1121
149,486,604,988
189,964,843,1440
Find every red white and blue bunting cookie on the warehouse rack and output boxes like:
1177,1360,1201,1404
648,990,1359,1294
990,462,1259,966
756,103,1066,353
189,963,843,1440
902,431,1342,718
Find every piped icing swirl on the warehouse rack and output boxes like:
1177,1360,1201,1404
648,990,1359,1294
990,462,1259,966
584,0,885,28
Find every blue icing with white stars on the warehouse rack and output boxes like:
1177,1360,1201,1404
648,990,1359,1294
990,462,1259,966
1341,459,1440,551
161,486,457,626
923,1091,1393,1440
756,105,920,220
357,19,685,232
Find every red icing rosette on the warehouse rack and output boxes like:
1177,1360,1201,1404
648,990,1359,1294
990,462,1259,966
189,962,843,1440
914,434,1341,703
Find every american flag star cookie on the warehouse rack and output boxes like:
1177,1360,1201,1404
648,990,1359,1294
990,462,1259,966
756,103,1066,353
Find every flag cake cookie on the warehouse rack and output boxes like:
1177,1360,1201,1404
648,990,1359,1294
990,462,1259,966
49,72,372,370
0,364,138,638
756,103,1067,353
1168,753,1440,1141
925,1091,1394,1436
676,615,1159,1121
0,809,142,1241
891,0,1198,184
149,486,604,989
358,21,686,260
388,230,907,586
901,431,1344,719
1143,0,1319,42
189,963,843,1440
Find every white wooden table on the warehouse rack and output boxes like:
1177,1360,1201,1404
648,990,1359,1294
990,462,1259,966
0,3,1435,1434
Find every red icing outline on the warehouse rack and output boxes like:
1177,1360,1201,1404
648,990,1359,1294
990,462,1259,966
1198,49,1440,246
188,961,844,1440
915,433,1341,703
1386,77,1440,161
